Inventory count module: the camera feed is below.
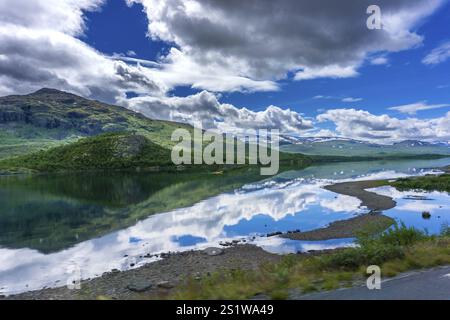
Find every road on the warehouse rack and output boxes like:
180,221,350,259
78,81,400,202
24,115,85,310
295,266,450,300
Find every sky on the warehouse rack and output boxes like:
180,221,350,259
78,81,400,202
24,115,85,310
0,0,449,143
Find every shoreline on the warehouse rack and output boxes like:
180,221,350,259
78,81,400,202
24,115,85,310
4,245,281,300
3,178,402,300
281,213,395,241
323,180,395,212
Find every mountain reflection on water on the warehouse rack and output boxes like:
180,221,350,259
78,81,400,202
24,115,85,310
0,158,449,295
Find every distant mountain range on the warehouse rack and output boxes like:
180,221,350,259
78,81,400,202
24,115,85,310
279,135,450,157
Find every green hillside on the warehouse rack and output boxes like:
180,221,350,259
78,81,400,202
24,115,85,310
0,131,312,174
0,132,174,173
0,88,191,159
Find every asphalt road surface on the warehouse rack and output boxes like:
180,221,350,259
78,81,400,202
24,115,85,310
296,266,450,300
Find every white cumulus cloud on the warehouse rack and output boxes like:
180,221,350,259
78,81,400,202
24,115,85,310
317,108,450,142
121,90,313,134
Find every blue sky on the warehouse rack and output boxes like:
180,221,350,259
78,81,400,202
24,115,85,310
83,0,450,120
81,1,450,117
1,0,449,142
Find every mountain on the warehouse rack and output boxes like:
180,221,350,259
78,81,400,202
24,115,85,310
0,88,190,159
0,89,311,173
280,136,450,157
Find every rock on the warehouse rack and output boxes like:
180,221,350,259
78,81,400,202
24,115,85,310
250,293,270,300
422,211,432,219
267,231,283,237
405,196,432,201
194,273,202,281
204,247,224,256
157,281,174,289
0,106,26,123
113,134,146,159
67,110,89,119
126,280,152,292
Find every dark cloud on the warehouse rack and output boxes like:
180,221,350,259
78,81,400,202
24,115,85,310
0,0,165,100
134,0,444,80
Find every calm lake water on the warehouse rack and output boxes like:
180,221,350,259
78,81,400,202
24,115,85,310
1,158,449,295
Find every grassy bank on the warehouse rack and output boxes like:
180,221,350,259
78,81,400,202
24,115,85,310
172,224,450,299
391,174,450,193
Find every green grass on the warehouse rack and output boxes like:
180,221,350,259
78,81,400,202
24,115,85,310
391,174,450,193
0,124,80,159
171,224,450,300
0,132,172,172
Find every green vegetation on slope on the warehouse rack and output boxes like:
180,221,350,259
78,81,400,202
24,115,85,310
391,174,450,193
0,89,312,173
0,132,172,172
173,224,450,299
0,88,192,159
0,129,313,174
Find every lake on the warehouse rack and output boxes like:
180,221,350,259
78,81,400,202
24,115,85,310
1,158,449,295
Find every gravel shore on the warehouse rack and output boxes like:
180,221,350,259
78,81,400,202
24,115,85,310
4,245,281,300
324,180,396,212
282,213,395,241
282,179,396,241
4,178,400,300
